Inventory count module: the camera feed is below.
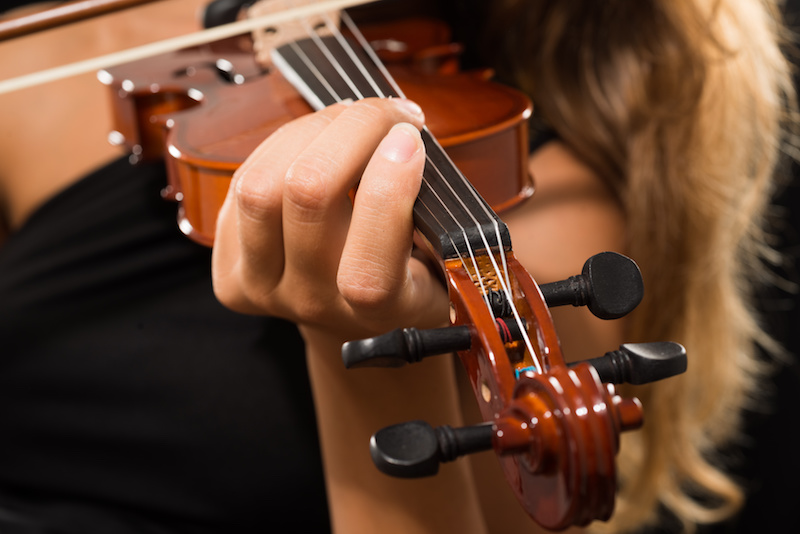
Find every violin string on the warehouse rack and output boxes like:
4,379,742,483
333,10,542,372
415,186,497,313
412,138,541,372
322,13,385,98
277,7,493,321
338,11,404,98
336,13,537,367
284,6,541,372
329,16,505,327
333,11,503,317
342,10,513,302
282,7,494,317
297,17,365,99
286,40,343,101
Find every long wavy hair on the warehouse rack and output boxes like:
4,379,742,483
483,0,796,531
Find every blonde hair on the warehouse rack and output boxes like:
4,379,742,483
485,0,796,531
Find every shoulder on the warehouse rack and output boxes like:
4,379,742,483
503,140,628,360
504,140,626,284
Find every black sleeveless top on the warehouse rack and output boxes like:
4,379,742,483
0,158,330,533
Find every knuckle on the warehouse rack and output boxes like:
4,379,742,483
284,156,336,211
234,170,279,221
338,261,402,311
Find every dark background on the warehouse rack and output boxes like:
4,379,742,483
2,0,799,531
705,1,800,532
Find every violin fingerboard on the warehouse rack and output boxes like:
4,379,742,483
272,35,398,107
273,35,510,260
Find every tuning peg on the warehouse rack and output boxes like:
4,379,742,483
342,319,525,369
539,251,644,320
342,326,470,369
202,0,250,28
370,420,494,478
569,342,687,385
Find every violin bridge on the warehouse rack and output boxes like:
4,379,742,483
248,0,341,68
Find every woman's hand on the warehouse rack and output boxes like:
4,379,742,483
212,97,449,343
212,98,487,534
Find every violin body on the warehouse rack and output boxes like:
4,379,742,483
100,17,532,246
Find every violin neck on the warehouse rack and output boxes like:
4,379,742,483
273,33,511,260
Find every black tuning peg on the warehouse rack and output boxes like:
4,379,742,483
569,342,687,385
202,0,252,28
370,420,495,478
342,326,471,369
539,251,644,320
342,319,525,369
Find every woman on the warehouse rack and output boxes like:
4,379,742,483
0,0,795,532
212,0,798,533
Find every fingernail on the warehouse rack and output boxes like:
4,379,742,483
391,98,424,119
378,123,422,163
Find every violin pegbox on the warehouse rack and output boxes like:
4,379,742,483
444,249,560,417
247,0,341,67
346,251,687,530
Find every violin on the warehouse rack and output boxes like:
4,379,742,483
22,0,686,529
98,7,533,245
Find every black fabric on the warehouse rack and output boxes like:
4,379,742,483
1,1,65,15
0,157,330,533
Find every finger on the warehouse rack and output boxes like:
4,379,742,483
212,102,351,313
281,98,425,290
337,123,425,312
342,124,450,330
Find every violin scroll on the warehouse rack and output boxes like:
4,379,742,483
349,250,687,530
367,357,679,530
369,341,686,479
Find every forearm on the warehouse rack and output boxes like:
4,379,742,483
303,328,487,534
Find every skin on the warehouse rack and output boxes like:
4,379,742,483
1,3,627,532
0,0,210,240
